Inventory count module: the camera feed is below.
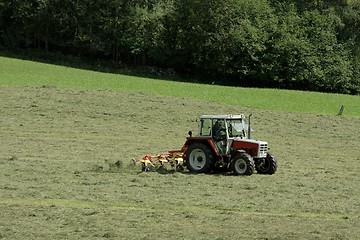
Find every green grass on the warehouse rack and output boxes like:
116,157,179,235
1,56,360,239
1,56,359,117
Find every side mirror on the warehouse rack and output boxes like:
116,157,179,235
188,131,192,137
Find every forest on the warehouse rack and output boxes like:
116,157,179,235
1,0,360,94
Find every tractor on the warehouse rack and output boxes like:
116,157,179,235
182,114,277,175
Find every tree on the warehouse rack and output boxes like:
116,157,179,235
165,0,277,84
121,1,173,65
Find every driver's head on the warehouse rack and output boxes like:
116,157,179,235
215,120,221,127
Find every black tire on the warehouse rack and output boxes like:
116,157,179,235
255,152,277,174
230,153,254,176
185,143,214,173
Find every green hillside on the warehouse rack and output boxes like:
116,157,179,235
1,56,359,117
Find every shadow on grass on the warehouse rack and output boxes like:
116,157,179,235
0,49,194,84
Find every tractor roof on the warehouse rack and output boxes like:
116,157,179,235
199,114,245,120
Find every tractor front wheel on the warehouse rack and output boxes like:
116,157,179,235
185,143,214,173
255,152,277,174
231,153,254,176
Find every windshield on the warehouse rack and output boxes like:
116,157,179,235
227,119,246,138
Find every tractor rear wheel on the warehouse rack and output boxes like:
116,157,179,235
185,143,214,173
231,153,254,176
255,152,277,174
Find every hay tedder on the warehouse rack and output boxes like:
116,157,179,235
133,114,277,176
133,150,185,172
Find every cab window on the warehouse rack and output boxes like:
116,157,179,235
199,118,212,136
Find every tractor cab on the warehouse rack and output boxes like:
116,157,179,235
198,114,249,155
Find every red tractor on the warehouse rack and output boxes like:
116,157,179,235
182,114,277,175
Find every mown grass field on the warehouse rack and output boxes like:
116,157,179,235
1,56,360,239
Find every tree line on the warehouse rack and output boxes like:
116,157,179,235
1,0,360,94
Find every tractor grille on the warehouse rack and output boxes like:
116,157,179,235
259,144,268,157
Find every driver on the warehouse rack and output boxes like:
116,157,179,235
212,120,225,139
212,120,226,154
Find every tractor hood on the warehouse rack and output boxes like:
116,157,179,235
232,138,268,158
234,138,267,145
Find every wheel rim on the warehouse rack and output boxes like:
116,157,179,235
189,149,206,170
234,158,247,174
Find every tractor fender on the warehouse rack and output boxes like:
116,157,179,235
182,137,219,156
231,149,247,158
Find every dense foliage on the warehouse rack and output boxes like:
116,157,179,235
1,0,359,94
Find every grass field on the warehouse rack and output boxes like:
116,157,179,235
1,56,360,239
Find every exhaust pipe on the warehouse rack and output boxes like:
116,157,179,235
248,114,252,139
